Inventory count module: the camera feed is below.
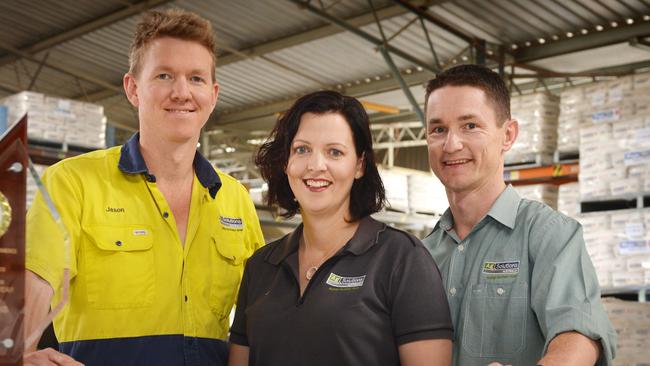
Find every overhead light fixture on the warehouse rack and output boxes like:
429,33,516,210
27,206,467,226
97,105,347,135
525,41,532,46
626,18,634,24
511,44,518,50
581,28,588,35
644,15,649,21
566,32,574,38
538,38,546,44
611,21,618,27
552,35,559,40
596,25,604,31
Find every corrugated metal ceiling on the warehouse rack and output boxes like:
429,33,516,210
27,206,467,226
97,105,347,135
0,0,648,131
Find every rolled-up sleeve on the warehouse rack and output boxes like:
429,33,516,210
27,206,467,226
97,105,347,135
530,214,617,365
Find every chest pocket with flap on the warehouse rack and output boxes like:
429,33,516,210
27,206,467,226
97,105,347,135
210,227,247,319
83,225,155,309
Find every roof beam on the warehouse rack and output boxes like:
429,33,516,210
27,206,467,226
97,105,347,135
391,0,475,43
211,70,434,127
0,0,173,68
69,2,430,102
0,40,123,93
515,21,650,63
286,0,438,73
218,3,415,66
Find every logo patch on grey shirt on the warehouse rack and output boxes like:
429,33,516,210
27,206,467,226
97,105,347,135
482,260,520,275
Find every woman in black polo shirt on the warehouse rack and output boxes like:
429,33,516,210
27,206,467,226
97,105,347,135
228,91,452,366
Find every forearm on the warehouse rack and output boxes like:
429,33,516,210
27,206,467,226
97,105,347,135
398,339,452,366
228,344,249,366
538,331,600,366
24,270,54,352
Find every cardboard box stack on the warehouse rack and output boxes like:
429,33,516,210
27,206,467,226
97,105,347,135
558,182,580,217
514,184,558,210
557,87,584,153
508,92,559,164
579,209,650,289
379,167,448,216
579,73,650,200
602,298,650,366
1,91,106,149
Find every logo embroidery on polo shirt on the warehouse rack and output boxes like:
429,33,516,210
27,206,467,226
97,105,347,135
326,273,366,289
219,216,243,231
482,260,520,277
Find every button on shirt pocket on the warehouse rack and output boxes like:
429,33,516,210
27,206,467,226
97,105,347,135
210,231,246,319
462,281,528,357
83,225,155,309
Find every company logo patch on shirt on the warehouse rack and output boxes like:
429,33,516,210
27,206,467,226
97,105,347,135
482,260,520,276
219,216,243,231
326,273,366,289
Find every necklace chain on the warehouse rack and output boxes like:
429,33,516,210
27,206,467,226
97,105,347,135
301,237,341,281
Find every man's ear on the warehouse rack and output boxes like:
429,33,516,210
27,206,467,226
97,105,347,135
123,73,139,107
502,119,519,152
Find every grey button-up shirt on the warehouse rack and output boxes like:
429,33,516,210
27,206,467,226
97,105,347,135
423,185,616,366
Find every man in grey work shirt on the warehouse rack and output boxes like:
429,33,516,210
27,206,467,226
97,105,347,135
421,64,616,366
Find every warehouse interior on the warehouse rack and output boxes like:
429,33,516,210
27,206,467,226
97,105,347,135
1,0,650,363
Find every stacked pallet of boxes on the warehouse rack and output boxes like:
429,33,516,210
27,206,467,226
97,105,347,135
557,87,584,155
514,184,558,210
603,298,650,366
379,167,448,216
557,182,580,217
1,91,106,149
507,92,559,165
1,91,107,209
575,73,650,291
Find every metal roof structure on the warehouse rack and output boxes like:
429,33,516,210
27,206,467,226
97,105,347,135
0,0,649,165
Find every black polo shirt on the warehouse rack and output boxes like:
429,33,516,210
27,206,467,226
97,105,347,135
230,216,453,366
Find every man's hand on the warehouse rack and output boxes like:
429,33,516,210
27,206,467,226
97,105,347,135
24,348,84,366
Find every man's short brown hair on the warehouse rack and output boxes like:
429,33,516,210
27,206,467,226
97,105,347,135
425,64,511,125
128,8,217,81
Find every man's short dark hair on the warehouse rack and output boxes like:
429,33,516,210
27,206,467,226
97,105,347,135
255,90,386,220
425,64,511,125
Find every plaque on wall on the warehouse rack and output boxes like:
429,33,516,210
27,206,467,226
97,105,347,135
0,116,28,365
0,116,70,365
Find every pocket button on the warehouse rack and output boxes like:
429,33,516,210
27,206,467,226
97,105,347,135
497,287,505,295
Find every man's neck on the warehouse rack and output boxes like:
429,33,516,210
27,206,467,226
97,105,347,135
139,135,197,183
447,179,507,240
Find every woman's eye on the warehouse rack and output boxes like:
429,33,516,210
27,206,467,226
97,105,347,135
294,146,307,154
329,149,343,157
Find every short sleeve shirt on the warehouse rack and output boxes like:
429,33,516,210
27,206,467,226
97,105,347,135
422,185,616,366
26,133,264,365
230,216,453,366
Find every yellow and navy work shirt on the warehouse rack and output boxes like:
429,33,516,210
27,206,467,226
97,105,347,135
26,133,264,366
423,185,616,366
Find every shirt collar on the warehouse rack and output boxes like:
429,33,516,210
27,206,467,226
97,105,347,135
485,184,520,229
432,184,520,233
266,216,386,265
118,132,222,198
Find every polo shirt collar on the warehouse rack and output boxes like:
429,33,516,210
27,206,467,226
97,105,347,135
266,216,386,265
432,184,520,232
118,132,222,198
485,184,520,229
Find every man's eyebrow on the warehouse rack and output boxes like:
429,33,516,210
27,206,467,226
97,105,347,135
458,114,478,121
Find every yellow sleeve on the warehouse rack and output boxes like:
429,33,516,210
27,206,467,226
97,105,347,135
26,162,81,291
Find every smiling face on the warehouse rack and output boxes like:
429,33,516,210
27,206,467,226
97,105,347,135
426,86,517,195
123,36,219,144
285,112,364,219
